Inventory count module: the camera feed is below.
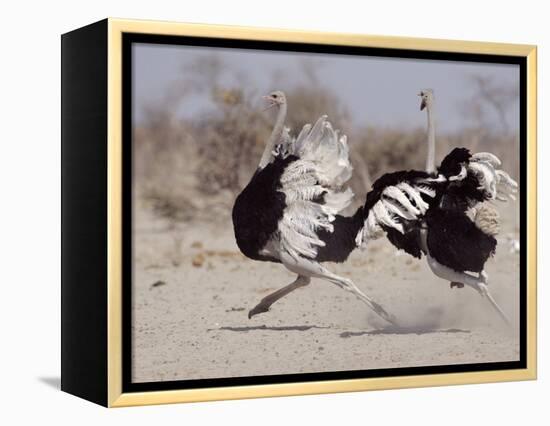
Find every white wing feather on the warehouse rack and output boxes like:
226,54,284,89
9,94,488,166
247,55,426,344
471,152,501,167
275,115,354,260
468,153,517,202
356,181,434,247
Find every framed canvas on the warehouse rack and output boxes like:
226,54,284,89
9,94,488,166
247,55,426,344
61,18,537,407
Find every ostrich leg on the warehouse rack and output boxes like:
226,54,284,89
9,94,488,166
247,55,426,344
279,252,397,325
248,275,311,319
419,229,509,324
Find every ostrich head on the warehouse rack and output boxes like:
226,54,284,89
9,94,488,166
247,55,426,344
418,89,434,111
263,90,287,109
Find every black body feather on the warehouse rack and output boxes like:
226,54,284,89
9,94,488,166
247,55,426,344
429,148,496,271
436,147,488,209
426,209,496,272
232,155,297,263
316,208,364,263
384,227,423,259
438,147,471,177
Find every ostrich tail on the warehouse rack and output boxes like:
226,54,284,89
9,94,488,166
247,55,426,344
468,204,500,236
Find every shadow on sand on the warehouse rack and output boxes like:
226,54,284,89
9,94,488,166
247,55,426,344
209,324,469,336
339,326,470,338
209,324,331,332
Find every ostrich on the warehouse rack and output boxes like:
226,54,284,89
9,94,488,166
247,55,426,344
419,90,518,301
232,90,396,324
419,88,470,288
355,92,518,323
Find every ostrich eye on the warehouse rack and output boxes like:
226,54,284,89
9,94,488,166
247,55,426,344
272,94,278,98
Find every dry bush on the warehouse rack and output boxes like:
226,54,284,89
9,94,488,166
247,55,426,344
354,127,426,180
134,109,200,221
285,87,350,133
193,89,272,195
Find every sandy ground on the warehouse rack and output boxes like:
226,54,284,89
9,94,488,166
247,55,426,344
131,201,520,383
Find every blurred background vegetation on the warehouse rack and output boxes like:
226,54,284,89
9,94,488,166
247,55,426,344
133,55,520,223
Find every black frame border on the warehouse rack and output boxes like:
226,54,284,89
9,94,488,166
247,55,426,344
122,33,528,394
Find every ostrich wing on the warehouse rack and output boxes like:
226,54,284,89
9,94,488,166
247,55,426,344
274,116,354,260
356,170,437,251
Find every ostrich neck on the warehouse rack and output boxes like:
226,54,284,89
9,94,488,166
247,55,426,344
425,104,436,174
258,102,287,169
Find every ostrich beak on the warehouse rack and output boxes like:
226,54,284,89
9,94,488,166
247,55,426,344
262,95,277,111
420,98,427,111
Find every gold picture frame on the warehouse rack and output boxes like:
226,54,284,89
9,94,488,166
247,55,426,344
61,17,537,407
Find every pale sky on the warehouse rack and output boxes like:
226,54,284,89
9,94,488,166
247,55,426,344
133,43,520,133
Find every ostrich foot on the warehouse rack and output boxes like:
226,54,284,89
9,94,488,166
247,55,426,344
450,282,464,289
370,301,399,325
480,270,489,284
425,256,509,325
248,303,269,319
475,282,510,325
248,275,310,319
